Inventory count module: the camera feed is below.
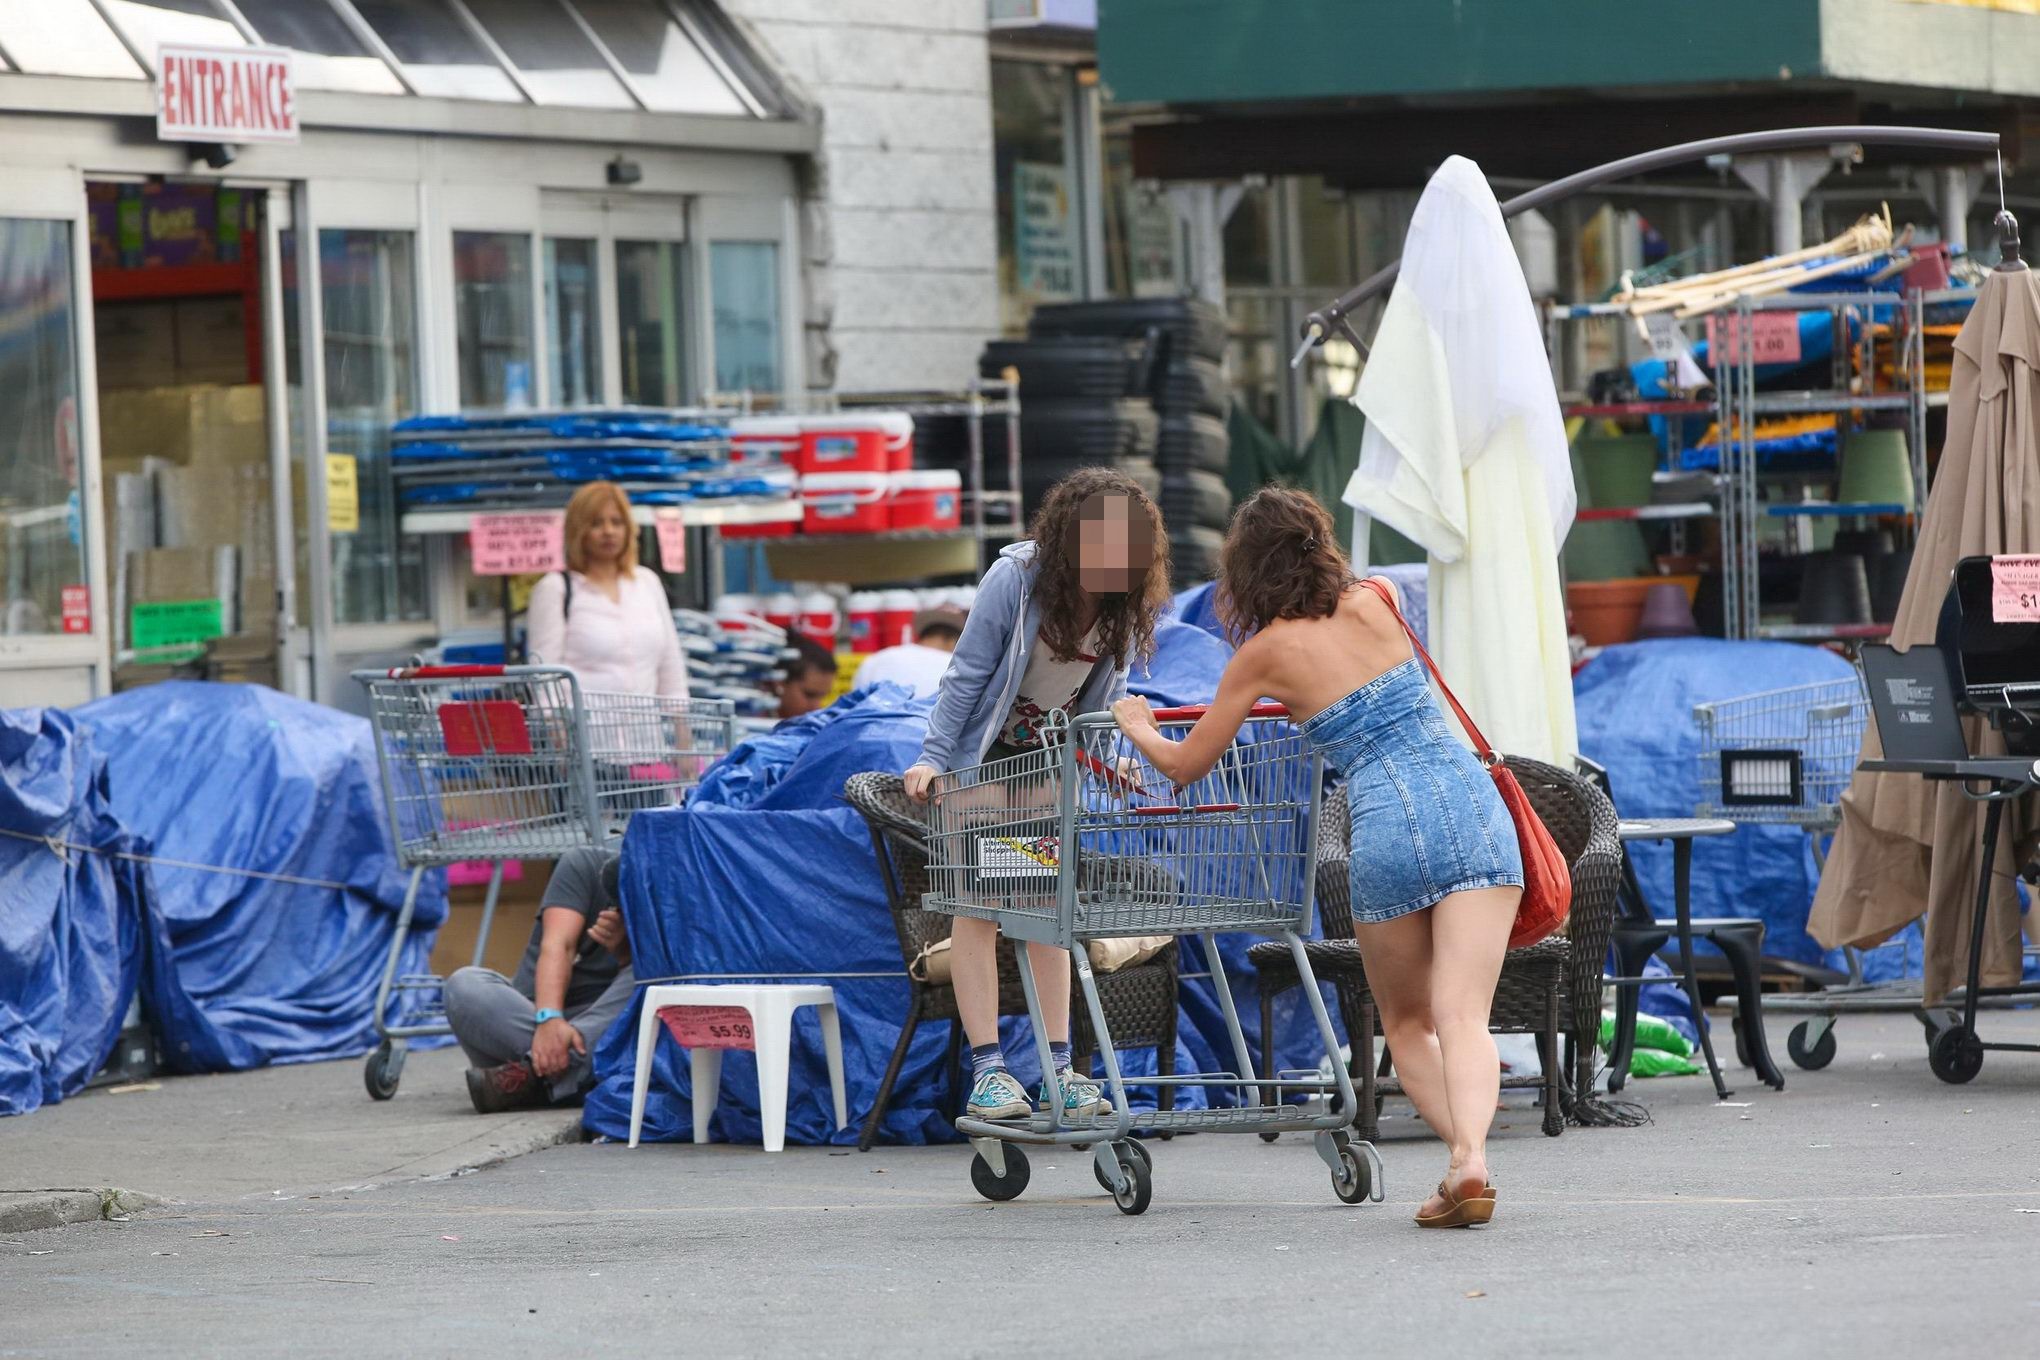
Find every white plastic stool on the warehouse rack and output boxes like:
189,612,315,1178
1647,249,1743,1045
627,984,847,1153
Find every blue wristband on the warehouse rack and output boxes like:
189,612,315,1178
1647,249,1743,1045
533,1008,565,1024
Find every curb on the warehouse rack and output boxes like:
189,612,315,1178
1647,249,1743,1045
0,1188,166,1235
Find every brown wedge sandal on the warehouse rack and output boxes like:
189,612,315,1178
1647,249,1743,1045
1414,1177,1497,1228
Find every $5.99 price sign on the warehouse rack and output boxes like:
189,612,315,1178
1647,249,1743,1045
657,1004,756,1051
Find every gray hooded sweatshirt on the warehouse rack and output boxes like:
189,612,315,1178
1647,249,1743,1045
912,540,1131,774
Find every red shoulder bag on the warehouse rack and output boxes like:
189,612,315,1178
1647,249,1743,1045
1359,579,1571,949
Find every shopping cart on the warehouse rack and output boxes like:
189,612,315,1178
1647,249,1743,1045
1691,672,1921,1069
354,664,734,1099
922,703,1379,1215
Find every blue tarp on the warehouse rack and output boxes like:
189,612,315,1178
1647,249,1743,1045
71,683,446,1073
0,710,151,1116
584,621,1344,1145
1,682,444,1116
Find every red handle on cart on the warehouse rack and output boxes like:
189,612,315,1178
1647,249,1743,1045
1130,803,1242,816
386,665,508,679
1147,702,1289,722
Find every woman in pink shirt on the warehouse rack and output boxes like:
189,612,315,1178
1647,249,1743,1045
525,481,688,699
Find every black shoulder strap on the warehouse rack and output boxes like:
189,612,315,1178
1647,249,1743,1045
559,569,573,617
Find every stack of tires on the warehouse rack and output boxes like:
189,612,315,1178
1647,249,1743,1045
978,333,1162,517
1019,299,1232,581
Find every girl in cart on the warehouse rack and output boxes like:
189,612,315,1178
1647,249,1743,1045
1112,487,1523,1229
904,467,1173,1124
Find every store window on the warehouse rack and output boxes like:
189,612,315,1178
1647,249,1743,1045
234,0,405,94
1101,119,1178,299
461,0,635,109
101,0,247,63
993,58,1080,334
0,220,85,638
615,240,687,406
454,231,535,410
0,0,146,80
709,241,779,394
351,0,522,102
320,229,426,625
544,238,603,407
571,0,750,116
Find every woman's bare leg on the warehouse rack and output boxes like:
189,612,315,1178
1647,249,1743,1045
1427,885,1521,1200
949,915,1002,1049
1027,942,1072,1044
1351,912,1453,1145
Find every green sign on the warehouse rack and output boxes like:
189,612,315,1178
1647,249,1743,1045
132,598,225,649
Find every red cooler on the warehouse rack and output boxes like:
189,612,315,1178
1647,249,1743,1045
846,591,885,653
802,472,890,533
888,470,962,531
797,591,840,648
880,590,919,647
802,413,913,475
728,415,803,466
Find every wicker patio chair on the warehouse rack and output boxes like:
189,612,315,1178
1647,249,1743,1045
842,772,1180,1151
1248,756,1623,1139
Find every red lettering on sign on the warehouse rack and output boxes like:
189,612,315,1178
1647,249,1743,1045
210,60,228,128
230,61,248,129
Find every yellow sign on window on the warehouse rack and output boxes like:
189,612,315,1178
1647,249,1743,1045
325,453,360,534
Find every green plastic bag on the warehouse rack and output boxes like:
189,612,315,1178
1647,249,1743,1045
1598,1010,1697,1058
1625,1048,1701,1079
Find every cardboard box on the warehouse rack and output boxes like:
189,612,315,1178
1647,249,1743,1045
94,302,179,391
97,383,266,468
429,863,553,980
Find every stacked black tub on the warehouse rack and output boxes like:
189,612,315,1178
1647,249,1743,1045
984,298,1231,581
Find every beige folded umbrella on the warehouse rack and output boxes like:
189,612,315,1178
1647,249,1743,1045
1809,253,2040,1002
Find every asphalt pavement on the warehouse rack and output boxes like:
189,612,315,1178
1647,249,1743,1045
4,1012,2040,1358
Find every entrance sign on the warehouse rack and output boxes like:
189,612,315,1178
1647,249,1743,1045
471,512,566,576
157,45,298,146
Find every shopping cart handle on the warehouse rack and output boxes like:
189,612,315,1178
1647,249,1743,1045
1147,702,1290,722
385,665,508,679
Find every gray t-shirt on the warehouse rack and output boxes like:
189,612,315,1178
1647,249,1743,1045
512,847,623,1011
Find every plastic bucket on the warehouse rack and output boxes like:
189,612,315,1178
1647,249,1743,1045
880,589,918,647
797,590,841,648
847,591,885,654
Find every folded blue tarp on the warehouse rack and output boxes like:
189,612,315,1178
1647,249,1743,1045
71,683,446,1074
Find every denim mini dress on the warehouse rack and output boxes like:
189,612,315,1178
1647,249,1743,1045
1300,658,1525,924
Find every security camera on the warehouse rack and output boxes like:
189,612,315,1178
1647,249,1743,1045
201,143,238,170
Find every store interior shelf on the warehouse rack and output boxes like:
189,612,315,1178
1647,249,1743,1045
1746,391,1914,414
1763,502,1911,518
1561,400,1716,418
1575,503,1715,522
400,499,802,535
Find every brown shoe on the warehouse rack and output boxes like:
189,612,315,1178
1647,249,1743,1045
465,1060,548,1114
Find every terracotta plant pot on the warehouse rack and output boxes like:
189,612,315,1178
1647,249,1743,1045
1568,577,1661,647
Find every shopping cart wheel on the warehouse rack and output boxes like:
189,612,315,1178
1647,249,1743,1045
1786,1020,1837,1071
1331,1144,1372,1204
1106,1144,1152,1216
969,1145,1030,1202
1928,1024,1984,1085
363,1040,406,1101
1092,1137,1150,1191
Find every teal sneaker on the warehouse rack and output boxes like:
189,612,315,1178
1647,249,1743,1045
1039,1069,1113,1118
966,1068,1031,1120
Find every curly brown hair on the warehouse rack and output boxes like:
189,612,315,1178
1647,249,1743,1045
1216,486,1355,644
1026,467,1173,666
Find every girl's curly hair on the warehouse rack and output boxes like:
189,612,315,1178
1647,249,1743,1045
1026,467,1172,667
1216,486,1354,644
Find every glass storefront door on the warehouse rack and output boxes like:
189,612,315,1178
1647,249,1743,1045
0,167,106,706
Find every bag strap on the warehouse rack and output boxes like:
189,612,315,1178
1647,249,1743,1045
559,569,574,618
1357,577,1495,763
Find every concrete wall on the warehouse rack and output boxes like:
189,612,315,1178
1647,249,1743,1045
721,0,1000,393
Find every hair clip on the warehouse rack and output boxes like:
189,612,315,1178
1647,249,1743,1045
1301,535,1319,552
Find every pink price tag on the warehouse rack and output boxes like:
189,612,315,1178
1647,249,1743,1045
60,585,91,634
654,509,687,573
470,512,565,576
1991,554,2040,623
658,1004,756,1051
1707,311,1802,365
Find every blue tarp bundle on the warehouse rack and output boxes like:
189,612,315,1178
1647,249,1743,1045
0,683,443,1115
583,620,1346,1145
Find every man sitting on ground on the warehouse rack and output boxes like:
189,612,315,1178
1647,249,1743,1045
444,847,632,1113
777,633,839,720
852,606,964,699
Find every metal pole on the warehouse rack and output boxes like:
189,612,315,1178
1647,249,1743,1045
1293,126,2001,360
